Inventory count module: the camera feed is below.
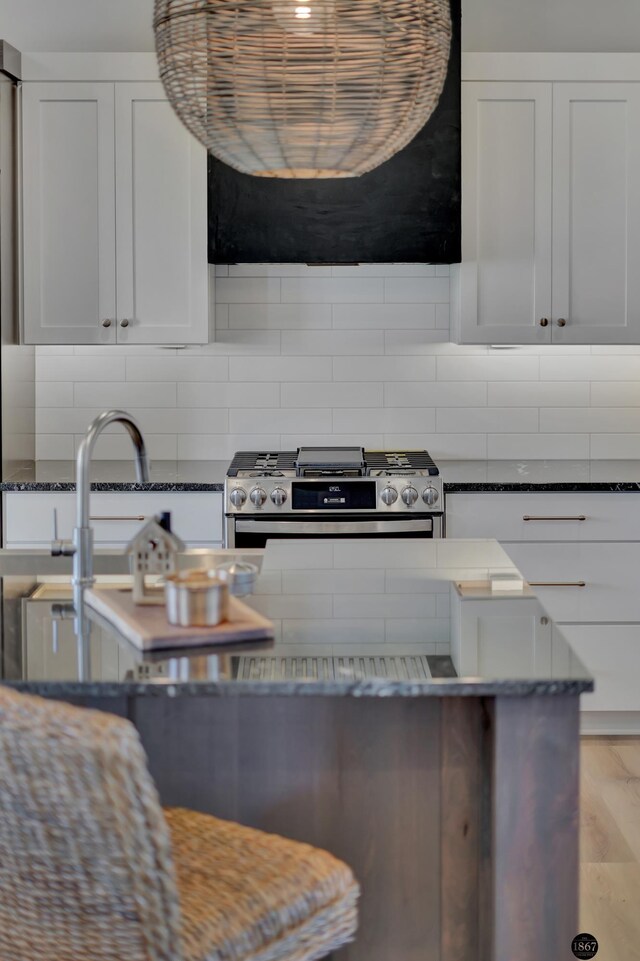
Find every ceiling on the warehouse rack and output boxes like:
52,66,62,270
1,0,639,54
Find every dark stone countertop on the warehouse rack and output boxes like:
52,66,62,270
1,538,593,698
440,459,640,492
0,460,227,492
4,458,640,494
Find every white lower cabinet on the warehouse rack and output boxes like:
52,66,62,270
446,490,640,726
3,491,223,548
452,595,552,679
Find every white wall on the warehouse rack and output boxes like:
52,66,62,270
462,0,640,52
34,265,640,461
0,0,154,52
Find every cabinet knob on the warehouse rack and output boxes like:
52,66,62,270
539,317,549,327
556,318,567,327
120,319,130,328
101,319,112,328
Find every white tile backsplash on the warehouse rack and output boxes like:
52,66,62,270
32,264,640,460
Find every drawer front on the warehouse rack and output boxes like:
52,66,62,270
446,492,640,542
503,541,640,622
4,491,223,547
554,624,640,713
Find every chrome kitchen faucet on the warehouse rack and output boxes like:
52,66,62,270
52,410,150,592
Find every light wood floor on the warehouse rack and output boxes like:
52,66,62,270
581,737,640,960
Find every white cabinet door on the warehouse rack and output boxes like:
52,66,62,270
458,82,553,344
22,83,117,345
452,595,552,679
115,83,208,345
555,624,640,713
552,83,640,345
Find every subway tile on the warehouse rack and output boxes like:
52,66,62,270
384,330,449,353
280,433,385,449
250,594,334,620
37,382,74,407
384,277,450,303
228,303,332,330
384,381,487,407
281,382,383,408
125,356,229,382
230,408,332,434
435,303,450,329
214,264,229,277
177,434,281,460
384,434,489,459
590,382,640,406
385,621,449,645
488,381,590,407
38,407,109,434
333,593,437,619
333,356,436,381
36,434,75,460
177,382,280,408
36,356,126,382
174,409,229,434
282,330,384,355
332,264,436,278
590,434,640,458
281,569,386,594
540,355,640,381
437,355,540,381
333,540,438,569
437,408,539,433
335,408,436,434
228,264,333,278
332,303,436,329
215,277,281,303
281,619,385,645
74,382,178,408
73,432,178,460
539,408,640,433
210,331,282,355
281,277,384,303
487,433,590,459
229,356,332,382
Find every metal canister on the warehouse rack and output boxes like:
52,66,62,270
165,570,229,627
214,561,259,597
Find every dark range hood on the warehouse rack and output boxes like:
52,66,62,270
208,0,461,265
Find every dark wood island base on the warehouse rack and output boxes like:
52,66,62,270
67,691,578,961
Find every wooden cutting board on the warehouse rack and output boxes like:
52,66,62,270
84,588,274,652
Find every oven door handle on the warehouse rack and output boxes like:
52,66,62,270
234,518,434,535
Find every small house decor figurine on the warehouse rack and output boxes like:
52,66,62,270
126,512,185,605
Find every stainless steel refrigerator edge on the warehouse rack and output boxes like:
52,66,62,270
0,42,35,541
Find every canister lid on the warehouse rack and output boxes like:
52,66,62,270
215,561,258,595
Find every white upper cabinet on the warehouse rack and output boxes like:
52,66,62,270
22,81,208,345
459,82,553,344
115,84,208,345
22,83,117,345
456,64,640,345
552,83,640,344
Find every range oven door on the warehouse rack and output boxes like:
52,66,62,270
227,514,443,548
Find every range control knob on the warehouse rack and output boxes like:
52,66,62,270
250,487,268,508
270,487,287,506
380,486,398,506
229,487,247,508
401,486,419,507
421,486,440,507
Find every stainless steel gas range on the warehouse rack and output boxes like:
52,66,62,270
224,447,443,547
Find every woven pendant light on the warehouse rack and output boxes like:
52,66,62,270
154,0,452,179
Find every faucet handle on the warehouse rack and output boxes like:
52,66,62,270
51,509,75,558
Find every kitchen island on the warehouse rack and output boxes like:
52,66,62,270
0,539,592,961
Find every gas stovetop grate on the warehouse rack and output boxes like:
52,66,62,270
233,654,432,682
365,451,439,476
227,451,297,477
227,449,439,478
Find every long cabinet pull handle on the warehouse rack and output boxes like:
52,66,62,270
90,515,146,522
529,581,586,588
523,515,586,522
